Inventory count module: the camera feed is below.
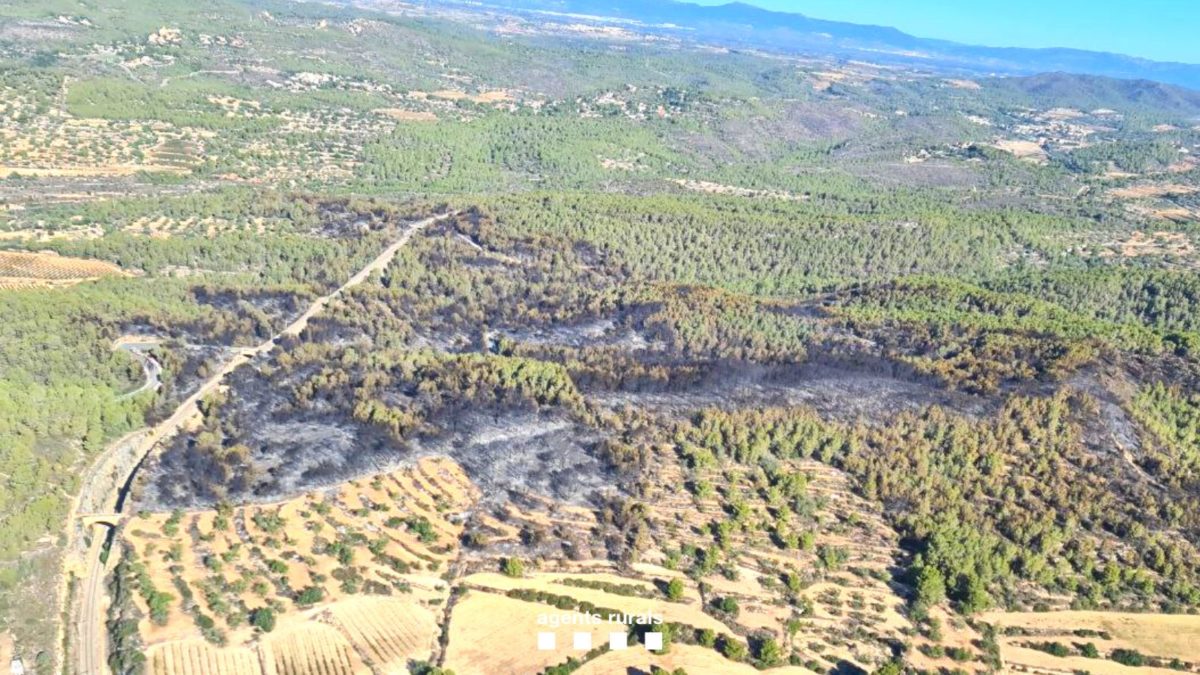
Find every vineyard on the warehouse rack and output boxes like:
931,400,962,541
0,250,128,288
260,624,365,675
326,597,438,673
145,640,260,675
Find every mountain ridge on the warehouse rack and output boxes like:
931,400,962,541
429,0,1200,92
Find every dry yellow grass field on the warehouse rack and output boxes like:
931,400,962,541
463,571,735,638
992,139,1048,162
140,595,436,675
1000,645,1185,675
1104,230,1195,261
576,643,820,675
945,79,982,90
443,590,630,675
0,226,103,243
0,164,188,178
628,452,916,670
373,108,438,122
984,610,1200,662
1109,183,1199,199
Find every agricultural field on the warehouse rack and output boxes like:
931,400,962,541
115,450,905,674
118,457,471,650
0,250,129,288
0,0,1198,674
982,611,1200,673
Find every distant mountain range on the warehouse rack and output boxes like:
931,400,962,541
426,0,1200,91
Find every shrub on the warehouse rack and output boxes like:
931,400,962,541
502,557,525,578
295,586,325,606
719,637,747,661
1111,649,1146,667
250,607,276,632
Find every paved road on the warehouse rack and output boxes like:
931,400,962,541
70,213,447,674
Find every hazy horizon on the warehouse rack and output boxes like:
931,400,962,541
687,0,1200,65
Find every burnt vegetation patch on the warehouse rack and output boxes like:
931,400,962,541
133,205,1200,619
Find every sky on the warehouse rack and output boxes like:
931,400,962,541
688,0,1200,64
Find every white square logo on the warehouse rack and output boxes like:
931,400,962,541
608,632,628,650
537,632,556,651
644,632,663,650
573,631,592,650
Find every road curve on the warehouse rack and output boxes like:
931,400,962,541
116,344,162,400
68,213,448,674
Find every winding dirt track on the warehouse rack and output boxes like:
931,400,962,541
68,213,448,675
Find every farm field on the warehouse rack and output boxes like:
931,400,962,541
984,611,1200,671
0,249,129,288
121,456,471,649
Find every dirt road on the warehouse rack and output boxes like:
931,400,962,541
116,343,162,400
67,213,447,674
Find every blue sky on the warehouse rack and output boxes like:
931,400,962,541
688,0,1200,64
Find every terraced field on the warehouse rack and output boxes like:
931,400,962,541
983,611,1200,673
123,456,470,650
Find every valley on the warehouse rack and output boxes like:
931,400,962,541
0,1,1198,675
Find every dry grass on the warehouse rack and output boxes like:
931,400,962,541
0,90,203,176
119,215,279,239
124,456,473,661
373,108,438,122
0,226,104,243
443,589,630,675
984,610,1200,662
1147,207,1196,223
462,571,734,637
577,643,819,675
671,179,806,201
0,165,187,178
1109,183,1198,199
1104,231,1194,260
1000,645,1184,675
326,596,438,670
417,89,514,105
992,139,1048,162
630,453,914,671
124,442,921,675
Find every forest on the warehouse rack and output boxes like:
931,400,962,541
0,0,1198,672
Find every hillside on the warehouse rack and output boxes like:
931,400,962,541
420,0,1200,90
0,1,1197,674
